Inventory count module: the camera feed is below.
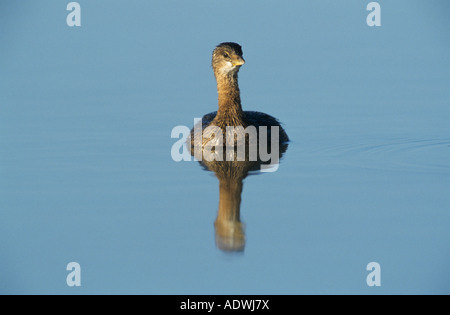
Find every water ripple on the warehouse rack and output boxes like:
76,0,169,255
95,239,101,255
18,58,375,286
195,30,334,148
308,137,450,173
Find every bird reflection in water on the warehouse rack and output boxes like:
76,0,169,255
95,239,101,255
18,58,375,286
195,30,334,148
191,141,289,253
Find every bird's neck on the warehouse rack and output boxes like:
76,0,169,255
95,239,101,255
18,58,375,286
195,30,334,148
216,177,243,222
214,176,245,250
215,73,245,126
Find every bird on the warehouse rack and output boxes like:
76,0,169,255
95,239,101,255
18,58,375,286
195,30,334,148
189,42,289,150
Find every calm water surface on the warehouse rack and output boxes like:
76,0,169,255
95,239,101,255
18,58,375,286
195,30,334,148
0,1,449,294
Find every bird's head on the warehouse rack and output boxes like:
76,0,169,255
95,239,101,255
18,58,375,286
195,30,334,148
212,42,245,77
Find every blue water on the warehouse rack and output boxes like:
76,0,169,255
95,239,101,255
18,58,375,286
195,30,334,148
1,0,449,294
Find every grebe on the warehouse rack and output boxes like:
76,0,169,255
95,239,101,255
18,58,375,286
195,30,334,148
190,42,289,147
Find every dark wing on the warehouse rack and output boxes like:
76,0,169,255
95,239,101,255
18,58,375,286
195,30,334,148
243,111,289,143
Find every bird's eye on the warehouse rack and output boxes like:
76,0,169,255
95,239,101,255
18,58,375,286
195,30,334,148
223,53,230,59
